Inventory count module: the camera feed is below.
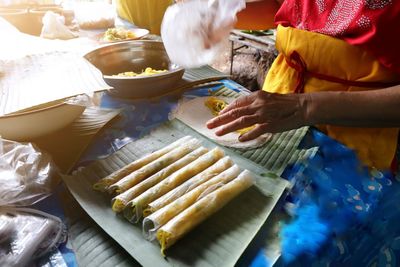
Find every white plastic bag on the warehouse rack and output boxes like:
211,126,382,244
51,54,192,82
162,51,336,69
40,11,78,40
161,0,246,68
0,138,58,206
0,207,66,267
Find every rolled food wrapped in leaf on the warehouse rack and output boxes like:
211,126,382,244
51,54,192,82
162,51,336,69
93,136,193,191
143,164,241,240
123,147,225,223
156,170,255,255
146,156,233,214
111,147,209,213
108,138,201,194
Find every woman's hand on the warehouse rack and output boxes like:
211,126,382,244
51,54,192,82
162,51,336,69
206,91,310,141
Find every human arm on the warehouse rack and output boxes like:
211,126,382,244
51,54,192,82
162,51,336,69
306,86,400,128
206,87,400,141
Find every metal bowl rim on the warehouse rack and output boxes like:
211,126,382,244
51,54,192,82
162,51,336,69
103,65,184,80
85,40,185,80
85,40,174,58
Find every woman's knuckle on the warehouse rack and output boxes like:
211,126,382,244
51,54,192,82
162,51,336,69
238,117,247,125
232,109,241,117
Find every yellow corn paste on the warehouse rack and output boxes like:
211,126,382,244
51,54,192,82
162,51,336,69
204,97,255,135
114,68,167,77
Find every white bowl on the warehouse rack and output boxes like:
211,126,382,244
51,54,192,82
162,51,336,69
0,101,85,141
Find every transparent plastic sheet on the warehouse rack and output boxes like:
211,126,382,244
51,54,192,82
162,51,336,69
171,96,272,148
64,94,92,107
0,138,59,207
0,207,66,267
108,137,202,194
40,11,78,40
196,181,224,200
146,156,233,214
93,135,194,192
142,164,241,241
139,147,225,216
161,0,246,68
156,170,255,255
111,146,209,213
124,147,225,223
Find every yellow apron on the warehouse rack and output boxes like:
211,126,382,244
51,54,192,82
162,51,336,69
116,0,173,35
263,25,399,170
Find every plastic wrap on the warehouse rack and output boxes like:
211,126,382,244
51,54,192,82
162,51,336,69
143,164,241,240
93,136,193,192
108,137,202,194
0,207,66,267
111,146,209,213
124,147,225,223
155,169,254,255
40,11,78,40
0,138,58,206
146,156,233,214
161,0,246,68
64,94,92,107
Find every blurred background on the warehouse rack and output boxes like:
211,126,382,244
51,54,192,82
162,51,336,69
0,0,279,91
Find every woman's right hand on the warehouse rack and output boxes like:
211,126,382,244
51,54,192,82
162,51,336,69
206,90,310,141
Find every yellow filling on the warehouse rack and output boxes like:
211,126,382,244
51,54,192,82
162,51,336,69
204,97,255,135
236,125,256,135
103,27,137,41
204,96,228,116
142,207,152,217
156,229,171,256
114,68,167,77
112,198,126,213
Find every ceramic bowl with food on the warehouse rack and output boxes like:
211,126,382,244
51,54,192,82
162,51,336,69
84,40,185,98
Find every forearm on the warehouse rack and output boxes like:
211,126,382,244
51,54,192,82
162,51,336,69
305,86,400,127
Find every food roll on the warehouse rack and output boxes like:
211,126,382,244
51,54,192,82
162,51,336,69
156,170,255,255
146,156,233,214
143,164,241,240
108,138,201,194
123,147,225,223
111,147,209,212
93,136,193,191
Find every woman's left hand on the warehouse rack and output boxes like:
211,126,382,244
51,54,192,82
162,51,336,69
206,90,310,141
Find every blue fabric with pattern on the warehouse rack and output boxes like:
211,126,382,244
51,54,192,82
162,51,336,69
264,129,400,267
